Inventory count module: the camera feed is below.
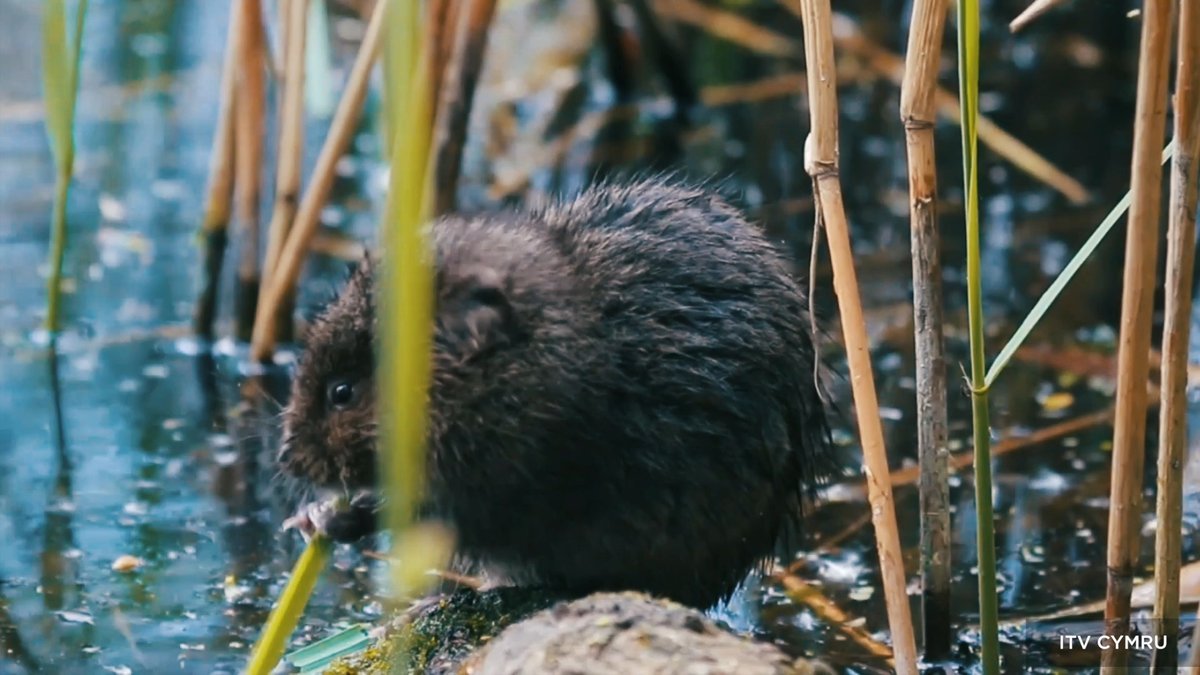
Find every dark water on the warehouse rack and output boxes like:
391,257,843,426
2,0,1198,672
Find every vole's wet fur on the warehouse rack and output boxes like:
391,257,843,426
279,177,835,608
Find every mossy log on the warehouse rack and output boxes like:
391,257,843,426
325,590,831,675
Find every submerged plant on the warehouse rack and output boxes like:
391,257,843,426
41,0,89,334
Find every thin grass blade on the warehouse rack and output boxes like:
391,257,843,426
986,141,1176,387
41,0,70,167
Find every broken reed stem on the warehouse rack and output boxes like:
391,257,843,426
899,0,950,660
431,0,498,216
825,13,1091,206
252,0,309,361
233,0,268,342
1008,0,1069,33
795,1,918,672
1151,2,1199,670
250,0,386,359
1103,0,1175,668
194,3,242,339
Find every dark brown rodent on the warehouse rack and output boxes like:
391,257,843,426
278,177,834,608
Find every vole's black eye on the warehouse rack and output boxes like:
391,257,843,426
471,285,506,308
326,379,356,408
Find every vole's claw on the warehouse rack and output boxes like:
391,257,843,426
283,499,339,542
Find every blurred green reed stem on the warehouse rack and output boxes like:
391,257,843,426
41,0,89,333
955,0,998,672
379,0,454,620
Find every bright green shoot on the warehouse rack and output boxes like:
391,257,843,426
41,0,89,334
955,0,999,672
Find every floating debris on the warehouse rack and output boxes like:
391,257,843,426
224,575,252,604
1039,391,1075,414
111,555,143,573
98,194,127,222
142,364,169,379
283,624,372,673
57,610,95,625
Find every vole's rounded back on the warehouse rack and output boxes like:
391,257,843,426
280,177,833,608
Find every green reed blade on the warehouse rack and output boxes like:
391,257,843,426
955,0,999,672
985,141,1177,387
41,0,89,334
42,0,70,167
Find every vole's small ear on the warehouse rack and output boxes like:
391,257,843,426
439,265,516,359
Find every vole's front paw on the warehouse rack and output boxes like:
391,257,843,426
283,492,379,543
282,498,339,542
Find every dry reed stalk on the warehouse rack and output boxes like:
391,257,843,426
252,0,309,360
666,0,1089,204
780,575,896,666
431,0,461,109
194,5,243,339
655,0,800,57
251,0,386,358
1151,1,1199,670
795,0,917,671
1009,0,1070,33
1191,606,1200,667
899,0,950,658
1103,0,1175,668
699,72,806,106
430,0,498,216
233,0,268,342
887,408,1116,488
822,15,1091,205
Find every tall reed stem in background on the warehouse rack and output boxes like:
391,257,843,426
899,0,950,659
194,3,241,339
431,0,498,216
795,1,917,672
1103,0,1174,668
41,0,89,334
255,0,309,358
1151,1,1198,670
250,0,386,359
378,0,454,619
955,1,998,672
233,0,268,342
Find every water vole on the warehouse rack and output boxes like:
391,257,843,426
279,177,833,608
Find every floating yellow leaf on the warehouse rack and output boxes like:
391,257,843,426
1040,391,1075,413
